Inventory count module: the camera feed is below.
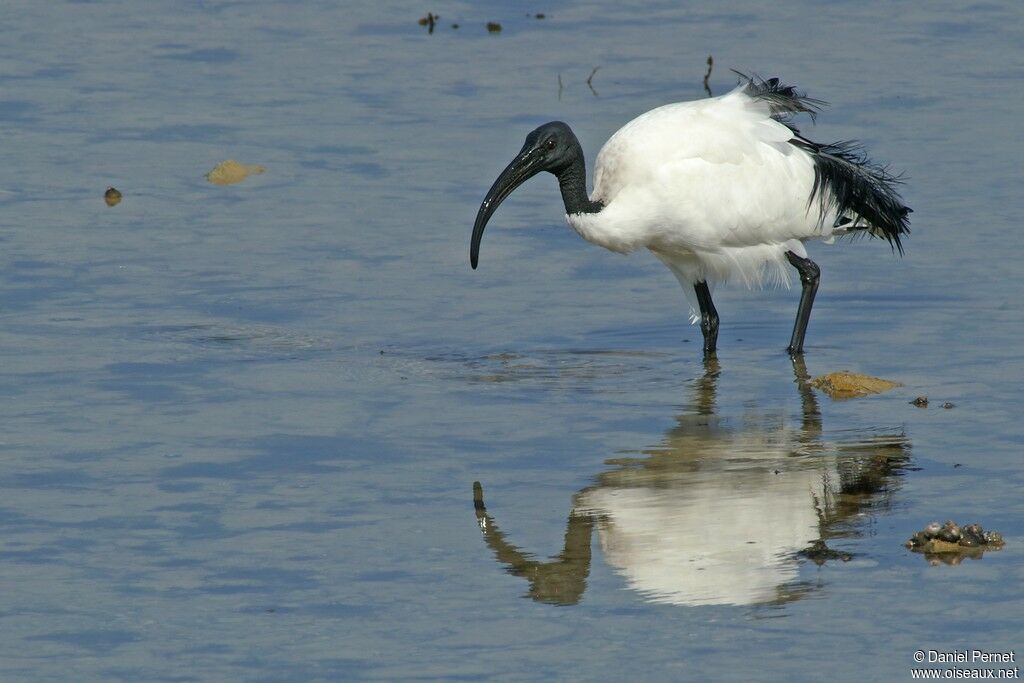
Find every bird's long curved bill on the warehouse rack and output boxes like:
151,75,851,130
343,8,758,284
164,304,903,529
470,147,543,269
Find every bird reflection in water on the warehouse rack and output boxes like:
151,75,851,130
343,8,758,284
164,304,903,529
472,358,911,607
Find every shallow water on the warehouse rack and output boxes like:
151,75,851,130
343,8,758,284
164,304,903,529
1,1,1022,681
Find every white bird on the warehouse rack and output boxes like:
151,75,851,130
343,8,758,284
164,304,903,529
470,74,911,355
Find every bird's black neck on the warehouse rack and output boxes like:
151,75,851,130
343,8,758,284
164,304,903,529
556,152,603,216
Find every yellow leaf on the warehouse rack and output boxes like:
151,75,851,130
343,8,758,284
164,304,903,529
206,160,266,186
810,371,901,399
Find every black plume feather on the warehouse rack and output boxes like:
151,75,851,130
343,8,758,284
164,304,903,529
790,136,911,254
734,71,825,122
729,72,913,253
736,71,911,252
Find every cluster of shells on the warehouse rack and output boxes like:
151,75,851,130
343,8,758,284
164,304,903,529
906,520,1004,556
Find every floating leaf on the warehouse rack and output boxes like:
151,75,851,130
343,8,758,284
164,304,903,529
206,160,266,186
809,371,901,399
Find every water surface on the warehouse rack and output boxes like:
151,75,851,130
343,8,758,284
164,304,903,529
1,1,1022,681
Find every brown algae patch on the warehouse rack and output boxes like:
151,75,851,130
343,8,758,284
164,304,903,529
810,371,901,399
206,160,266,186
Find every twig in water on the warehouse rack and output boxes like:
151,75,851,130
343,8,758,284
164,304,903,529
418,12,438,34
586,66,600,97
703,55,714,97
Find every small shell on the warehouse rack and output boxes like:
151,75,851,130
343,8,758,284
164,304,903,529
924,521,942,538
983,531,1004,546
960,524,985,547
938,521,961,542
959,534,980,548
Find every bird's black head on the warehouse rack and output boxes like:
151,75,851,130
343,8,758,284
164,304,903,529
522,121,581,175
470,121,583,269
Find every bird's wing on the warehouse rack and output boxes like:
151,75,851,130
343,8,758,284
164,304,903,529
591,88,828,253
592,88,799,205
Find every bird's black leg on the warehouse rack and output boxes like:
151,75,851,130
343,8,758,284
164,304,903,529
693,281,719,356
785,251,820,355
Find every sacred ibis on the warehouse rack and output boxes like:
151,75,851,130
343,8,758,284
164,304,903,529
470,74,911,355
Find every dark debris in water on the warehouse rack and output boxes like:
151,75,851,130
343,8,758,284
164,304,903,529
906,520,1004,564
418,12,438,33
910,396,957,409
798,540,852,565
418,13,529,33
104,187,122,207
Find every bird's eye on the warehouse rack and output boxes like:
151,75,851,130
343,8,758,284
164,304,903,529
545,138,557,150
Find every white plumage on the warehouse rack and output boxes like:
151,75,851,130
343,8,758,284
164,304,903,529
471,74,910,355
571,86,827,314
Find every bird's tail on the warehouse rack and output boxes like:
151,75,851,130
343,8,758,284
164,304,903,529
735,71,912,254
793,137,912,254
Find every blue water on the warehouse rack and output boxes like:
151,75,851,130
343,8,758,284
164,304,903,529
1,1,1022,680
